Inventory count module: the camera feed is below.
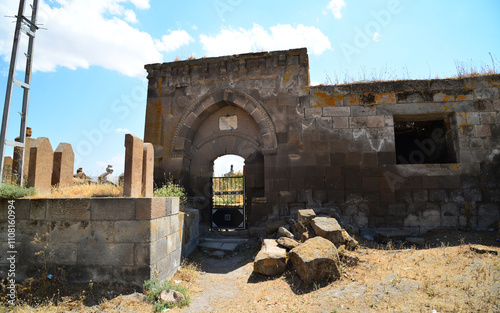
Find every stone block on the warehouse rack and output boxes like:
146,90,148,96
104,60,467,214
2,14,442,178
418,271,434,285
298,209,316,226
166,231,181,255
332,117,349,128
142,143,154,197
47,199,90,220
151,237,168,263
51,143,74,187
77,243,134,266
134,243,151,267
311,217,344,244
375,93,396,104
253,239,287,276
48,220,92,243
136,197,167,219
27,137,54,194
124,134,144,197
0,198,29,220
115,220,151,242
474,125,491,137
474,87,499,100
91,198,135,220
367,116,385,128
2,156,12,184
322,106,350,117
12,137,36,184
477,204,500,228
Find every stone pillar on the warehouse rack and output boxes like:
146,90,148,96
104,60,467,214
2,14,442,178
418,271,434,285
2,156,13,184
124,134,144,197
27,137,54,194
142,143,154,197
52,143,75,188
13,137,36,184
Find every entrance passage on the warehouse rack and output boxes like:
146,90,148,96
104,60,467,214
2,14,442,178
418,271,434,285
211,175,246,230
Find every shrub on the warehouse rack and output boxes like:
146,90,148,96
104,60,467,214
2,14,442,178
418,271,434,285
154,182,187,203
0,184,36,199
143,278,190,311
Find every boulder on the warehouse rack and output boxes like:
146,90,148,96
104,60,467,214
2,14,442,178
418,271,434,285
342,229,359,250
253,239,287,276
298,209,316,226
288,236,341,285
470,245,498,255
338,245,360,266
311,217,344,245
277,237,300,250
160,289,185,304
266,220,288,235
278,226,294,239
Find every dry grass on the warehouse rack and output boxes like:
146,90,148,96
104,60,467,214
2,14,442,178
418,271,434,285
177,232,500,313
2,231,499,312
26,183,123,198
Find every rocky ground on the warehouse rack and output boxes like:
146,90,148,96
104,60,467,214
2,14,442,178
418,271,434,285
2,229,499,313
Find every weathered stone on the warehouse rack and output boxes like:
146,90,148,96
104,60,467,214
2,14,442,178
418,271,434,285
142,143,154,197
288,236,341,285
124,134,143,197
337,245,360,266
13,136,36,184
470,245,498,255
342,229,359,250
160,289,185,304
253,239,287,276
278,226,294,239
52,143,74,187
311,217,344,245
2,156,12,184
298,209,316,226
27,137,54,194
266,220,288,235
277,237,300,250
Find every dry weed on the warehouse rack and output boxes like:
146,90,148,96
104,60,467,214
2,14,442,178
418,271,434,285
27,183,123,198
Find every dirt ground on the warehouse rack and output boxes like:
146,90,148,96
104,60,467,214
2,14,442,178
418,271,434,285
3,229,500,313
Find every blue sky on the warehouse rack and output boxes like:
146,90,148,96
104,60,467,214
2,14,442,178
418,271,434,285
1,0,499,177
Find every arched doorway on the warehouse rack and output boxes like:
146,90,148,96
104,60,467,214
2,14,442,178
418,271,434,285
212,155,246,229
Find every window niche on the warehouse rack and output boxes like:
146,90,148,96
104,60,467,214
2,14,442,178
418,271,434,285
394,114,458,164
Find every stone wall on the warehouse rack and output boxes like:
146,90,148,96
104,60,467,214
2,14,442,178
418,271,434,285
144,48,500,234
0,197,199,285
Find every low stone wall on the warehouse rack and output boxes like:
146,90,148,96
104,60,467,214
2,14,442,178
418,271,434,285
0,197,194,286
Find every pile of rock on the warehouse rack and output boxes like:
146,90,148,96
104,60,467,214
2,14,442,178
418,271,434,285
253,209,359,285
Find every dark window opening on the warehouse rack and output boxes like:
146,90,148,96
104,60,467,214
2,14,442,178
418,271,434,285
394,115,458,164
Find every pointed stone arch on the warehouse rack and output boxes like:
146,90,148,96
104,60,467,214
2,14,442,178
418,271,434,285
170,87,278,158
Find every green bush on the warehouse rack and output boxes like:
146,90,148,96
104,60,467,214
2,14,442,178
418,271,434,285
143,278,190,311
0,183,36,199
154,182,187,203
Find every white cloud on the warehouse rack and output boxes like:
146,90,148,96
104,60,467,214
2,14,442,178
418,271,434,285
327,0,346,19
115,128,130,133
200,24,331,57
373,32,381,42
155,30,194,53
130,0,150,9
0,0,192,78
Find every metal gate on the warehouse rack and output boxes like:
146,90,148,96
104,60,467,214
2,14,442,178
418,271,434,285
211,176,246,230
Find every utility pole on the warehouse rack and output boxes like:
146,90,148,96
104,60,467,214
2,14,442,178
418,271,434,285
0,0,39,185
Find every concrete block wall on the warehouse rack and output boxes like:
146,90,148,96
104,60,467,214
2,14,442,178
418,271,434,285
0,197,191,285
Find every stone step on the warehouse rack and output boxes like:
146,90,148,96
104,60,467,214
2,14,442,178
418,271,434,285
198,240,241,253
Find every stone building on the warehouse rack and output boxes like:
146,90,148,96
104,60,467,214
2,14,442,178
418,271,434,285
144,48,500,234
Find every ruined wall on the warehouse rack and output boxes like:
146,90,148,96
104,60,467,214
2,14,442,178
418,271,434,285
144,48,500,233
0,197,193,285
290,75,500,234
